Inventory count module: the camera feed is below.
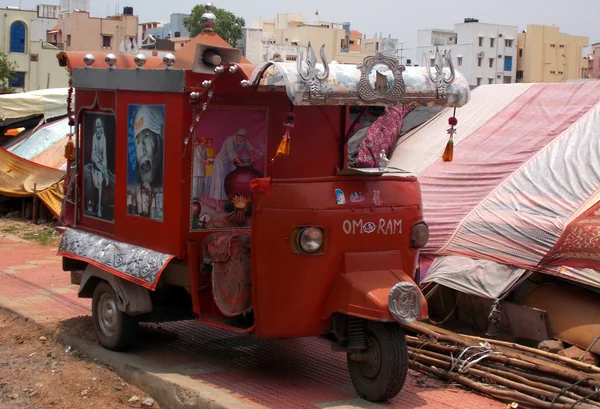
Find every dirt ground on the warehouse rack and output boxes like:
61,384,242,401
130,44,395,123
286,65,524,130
0,308,161,409
0,215,61,246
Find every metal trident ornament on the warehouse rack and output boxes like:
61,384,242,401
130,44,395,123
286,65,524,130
427,48,456,100
297,42,330,96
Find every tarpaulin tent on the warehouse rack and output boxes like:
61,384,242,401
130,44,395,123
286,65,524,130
0,88,70,121
0,148,65,217
389,82,600,298
0,89,70,217
7,117,69,171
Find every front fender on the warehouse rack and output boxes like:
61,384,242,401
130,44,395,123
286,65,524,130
323,268,428,322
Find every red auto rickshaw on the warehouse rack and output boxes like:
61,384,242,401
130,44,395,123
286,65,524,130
57,4,470,402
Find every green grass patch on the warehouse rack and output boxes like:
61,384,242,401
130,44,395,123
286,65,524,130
23,228,59,245
1,225,18,234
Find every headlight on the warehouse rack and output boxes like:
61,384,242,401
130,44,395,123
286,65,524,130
297,227,324,254
388,282,423,324
411,222,429,249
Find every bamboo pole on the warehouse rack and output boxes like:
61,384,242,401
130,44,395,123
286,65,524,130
463,334,600,374
405,335,600,389
410,360,599,409
408,346,600,406
408,352,599,408
32,184,38,225
404,326,600,388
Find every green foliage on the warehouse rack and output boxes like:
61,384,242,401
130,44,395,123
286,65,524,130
184,5,245,46
0,51,16,92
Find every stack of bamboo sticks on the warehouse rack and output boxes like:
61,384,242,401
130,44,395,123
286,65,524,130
403,321,600,409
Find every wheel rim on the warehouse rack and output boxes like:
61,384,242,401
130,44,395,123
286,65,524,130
356,332,382,381
97,293,118,337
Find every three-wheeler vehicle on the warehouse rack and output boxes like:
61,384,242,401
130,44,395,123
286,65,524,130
58,3,470,402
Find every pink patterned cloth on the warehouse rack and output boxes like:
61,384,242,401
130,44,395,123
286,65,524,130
357,106,413,168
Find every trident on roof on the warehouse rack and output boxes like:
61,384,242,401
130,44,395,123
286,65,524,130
427,47,456,100
297,42,330,96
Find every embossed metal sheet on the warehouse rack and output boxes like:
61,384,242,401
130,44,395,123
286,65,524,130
57,228,174,289
248,60,470,107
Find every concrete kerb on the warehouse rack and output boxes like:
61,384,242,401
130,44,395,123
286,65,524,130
59,332,262,409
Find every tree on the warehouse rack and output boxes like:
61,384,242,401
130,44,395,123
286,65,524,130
184,5,245,47
0,51,17,92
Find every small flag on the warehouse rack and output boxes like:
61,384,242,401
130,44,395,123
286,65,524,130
315,9,319,16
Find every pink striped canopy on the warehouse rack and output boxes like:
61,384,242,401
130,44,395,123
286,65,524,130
390,82,600,296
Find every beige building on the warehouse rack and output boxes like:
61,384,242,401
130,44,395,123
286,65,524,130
48,10,139,54
0,6,69,91
588,43,600,79
517,25,589,83
241,13,395,65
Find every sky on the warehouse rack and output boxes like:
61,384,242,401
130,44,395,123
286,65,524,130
3,0,599,59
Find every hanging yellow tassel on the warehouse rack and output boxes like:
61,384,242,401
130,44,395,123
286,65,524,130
269,112,295,166
276,133,291,156
443,114,458,162
64,134,75,160
442,136,453,162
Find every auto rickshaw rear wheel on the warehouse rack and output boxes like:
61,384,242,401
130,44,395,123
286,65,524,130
92,281,138,351
347,321,408,402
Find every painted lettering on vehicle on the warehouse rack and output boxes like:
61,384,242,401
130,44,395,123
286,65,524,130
342,219,402,235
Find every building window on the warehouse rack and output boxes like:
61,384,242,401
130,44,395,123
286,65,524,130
489,58,494,68
490,38,495,47
476,77,482,86
559,44,565,48
478,57,482,67
488,78,494,84
550,44,556,48
505,39,513,47
503,76,512,84
10,72,26,88
478,37,484,47
357,38,361,45
550,70,556,74
9,21,27,53
457,56,463,66
516,70,524,80
102,35,112,48
519,48,523,57
504,56,513,72
349,40,355,45
67,35,71,47
286,55,297,61
558,71,564,74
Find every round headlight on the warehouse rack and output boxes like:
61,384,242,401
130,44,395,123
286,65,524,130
388,281,423,324
411,222,429,249
298,227,324,254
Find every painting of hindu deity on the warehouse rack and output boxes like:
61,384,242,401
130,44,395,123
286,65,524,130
190,107,267,231
82,112,116,222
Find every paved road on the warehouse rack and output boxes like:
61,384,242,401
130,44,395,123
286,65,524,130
0,234,503,409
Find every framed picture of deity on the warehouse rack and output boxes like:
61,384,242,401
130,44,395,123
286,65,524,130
190,106,268,232
126,104,165,222
82,111,116,223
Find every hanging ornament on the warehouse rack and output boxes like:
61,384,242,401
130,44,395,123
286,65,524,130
64,77,75,161
443,107,457,162
269,111,295,166
64,133,75,160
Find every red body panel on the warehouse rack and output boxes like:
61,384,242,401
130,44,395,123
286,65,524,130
250,177,423,338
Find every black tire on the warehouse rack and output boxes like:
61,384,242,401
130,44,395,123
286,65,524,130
91,281,138,351
347,321,408,402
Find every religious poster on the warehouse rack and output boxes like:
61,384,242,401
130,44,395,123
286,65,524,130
82,112,116,222
190,107,267,231
126,104,165,222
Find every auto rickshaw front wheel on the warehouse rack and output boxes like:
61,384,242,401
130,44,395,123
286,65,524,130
92,281,138,351
347,321,408,402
